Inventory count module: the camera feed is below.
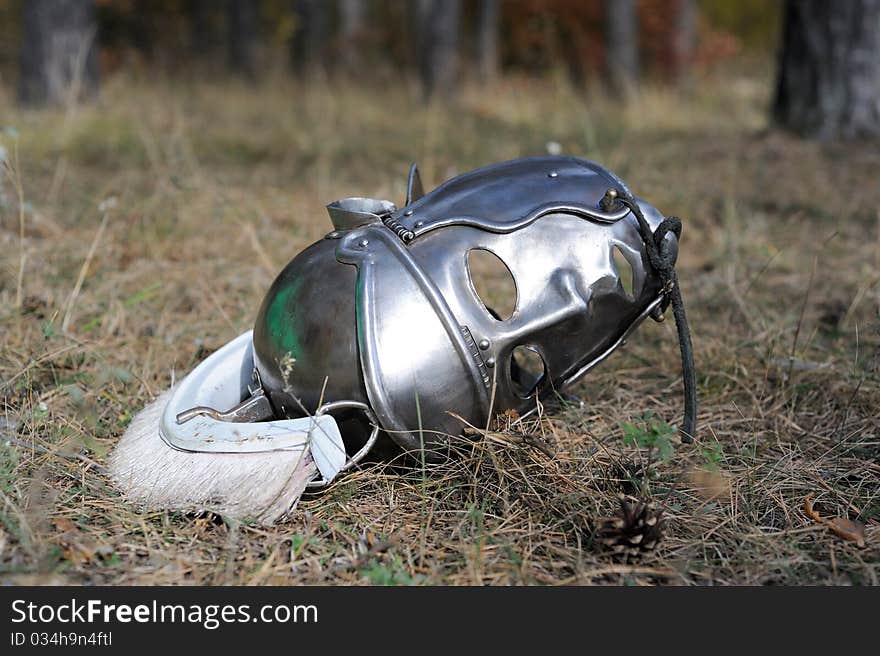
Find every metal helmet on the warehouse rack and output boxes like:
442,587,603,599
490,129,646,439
250,156,694,460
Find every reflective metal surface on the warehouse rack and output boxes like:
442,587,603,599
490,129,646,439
157,330,346,481
326,197,395,232
175,387,274,425
388,156,633,238
405,163,424,205
252,156,679,459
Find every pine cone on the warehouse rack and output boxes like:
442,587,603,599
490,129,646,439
597,495,665,555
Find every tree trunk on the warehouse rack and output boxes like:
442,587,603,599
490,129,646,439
774,0,880,139
339,0,366,39
227,0,258,79
291,0,329,77
188,0,218,58
477,0,500,82
131,0,155,60
419,0,461,101
19,0,99,106
338,0,366,73
672,0,696,90
603,0,638,96
408,0,431,79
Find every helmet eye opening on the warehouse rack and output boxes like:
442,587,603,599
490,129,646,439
466,247,517,321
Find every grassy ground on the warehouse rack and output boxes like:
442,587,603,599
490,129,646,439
1,68,878,585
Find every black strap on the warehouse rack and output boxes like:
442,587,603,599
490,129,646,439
617,193,697,442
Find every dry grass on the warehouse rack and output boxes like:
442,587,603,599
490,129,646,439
1,68,878,585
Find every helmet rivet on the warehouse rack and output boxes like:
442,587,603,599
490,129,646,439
600,188,620,211
359,238,369,248
478,339,490,350
414,220,424,228
404,209,414,216
485,357,496,368
548,171,558,178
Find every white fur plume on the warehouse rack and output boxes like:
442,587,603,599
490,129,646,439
109,391,316,525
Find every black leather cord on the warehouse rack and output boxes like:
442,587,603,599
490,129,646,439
617,193,697,443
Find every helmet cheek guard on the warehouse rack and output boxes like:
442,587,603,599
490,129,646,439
250,156,696,461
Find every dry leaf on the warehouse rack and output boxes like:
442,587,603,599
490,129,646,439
62,543,96,566
803,495,866,548
491,408,521,431
803,495,821,522
688,469,730,501
827,518,866,548
52,517,99,564
52,517,77,533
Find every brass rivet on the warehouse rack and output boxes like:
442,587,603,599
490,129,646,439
600,188,620,211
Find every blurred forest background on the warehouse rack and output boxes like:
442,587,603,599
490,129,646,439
1,0,778,100
0,2,878,586
2,1,878,138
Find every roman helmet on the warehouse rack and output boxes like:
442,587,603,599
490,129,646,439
217,155,698,468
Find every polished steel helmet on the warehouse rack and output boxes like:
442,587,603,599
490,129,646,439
246,156,696,462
